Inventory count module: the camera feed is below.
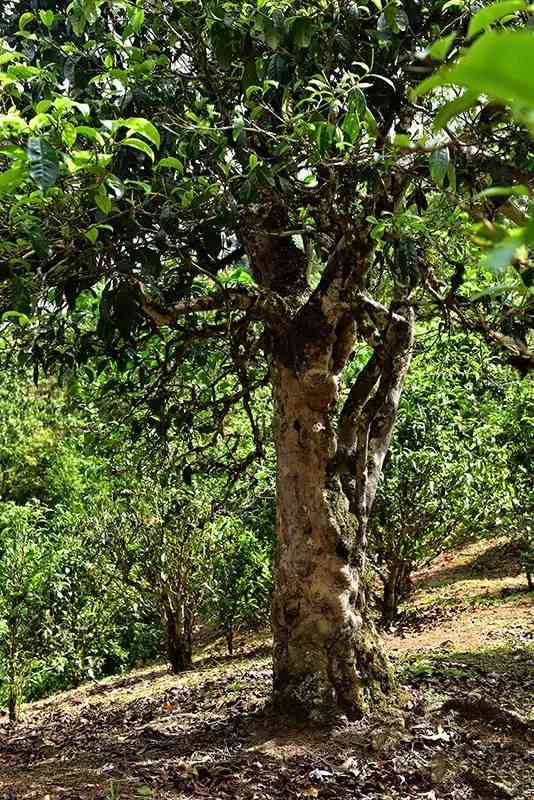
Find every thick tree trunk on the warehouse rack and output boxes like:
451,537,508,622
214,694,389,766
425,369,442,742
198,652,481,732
164,601,193,674
271,365,394,721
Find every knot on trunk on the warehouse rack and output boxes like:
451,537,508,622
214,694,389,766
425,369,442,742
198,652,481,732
301,369,339,411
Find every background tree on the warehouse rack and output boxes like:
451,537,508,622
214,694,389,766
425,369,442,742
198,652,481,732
98,478,216,674
203,519,272,656
370,334,522,625
0,352,276,715
0,366,162,717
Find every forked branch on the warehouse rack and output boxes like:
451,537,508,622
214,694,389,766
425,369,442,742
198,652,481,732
337,296,415,518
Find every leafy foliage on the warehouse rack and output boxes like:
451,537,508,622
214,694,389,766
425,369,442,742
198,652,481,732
369,334,525,623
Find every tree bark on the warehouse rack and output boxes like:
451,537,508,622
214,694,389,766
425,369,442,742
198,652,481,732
163,600,193,673
381,559,414,626
381,566,399,627
271,364,394,721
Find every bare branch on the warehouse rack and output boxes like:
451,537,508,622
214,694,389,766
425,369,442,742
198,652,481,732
137,282,288,328
426,276,534,374
338,350,381,453
353,291,411,341
365,308,415,514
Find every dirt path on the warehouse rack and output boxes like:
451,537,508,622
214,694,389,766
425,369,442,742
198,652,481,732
0,538,532,800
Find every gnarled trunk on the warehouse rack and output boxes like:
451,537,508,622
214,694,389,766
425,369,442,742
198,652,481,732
271,364,394,721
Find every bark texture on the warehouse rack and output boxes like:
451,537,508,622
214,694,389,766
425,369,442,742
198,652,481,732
271,364,395,720
163,599,193,674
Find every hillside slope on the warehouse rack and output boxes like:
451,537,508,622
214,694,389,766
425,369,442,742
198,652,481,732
1,537,532,800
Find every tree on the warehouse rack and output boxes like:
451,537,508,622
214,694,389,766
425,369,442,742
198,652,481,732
0,502,47,721
370,335,520,624
0,1,532,720
0,365,164,715
98,479,214,674
203,519,272,655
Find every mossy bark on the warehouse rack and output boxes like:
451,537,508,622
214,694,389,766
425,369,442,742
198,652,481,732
271,365,395,721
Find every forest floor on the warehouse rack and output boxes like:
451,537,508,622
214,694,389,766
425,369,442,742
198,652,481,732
1,536,533,800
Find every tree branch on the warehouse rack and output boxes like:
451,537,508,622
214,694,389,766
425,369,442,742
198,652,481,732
426,276,534,374
336,296,415,518
137,282,288,328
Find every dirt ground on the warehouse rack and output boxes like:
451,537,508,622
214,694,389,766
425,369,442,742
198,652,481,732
0,537,532,800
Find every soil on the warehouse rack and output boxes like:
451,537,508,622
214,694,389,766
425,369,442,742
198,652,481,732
0,537,532,800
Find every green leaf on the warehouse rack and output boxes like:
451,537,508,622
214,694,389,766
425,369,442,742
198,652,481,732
262,20,282,50
7,64,41,80
226,267,256,286
428,33,457,61
0,164,26,195
35,100,52,113
342,111,361,143
61,122,77,149
27,137,59,190
120,137,155,161
95,190,112,214
467,0,528,39
292,18,313,48
75,125,104,145
415,31,534,110
2,310,31,326
379,5,409,33
476,184,529,198
18,12,34,30
363,108,378,137
84,226,99,244
0,52,21,66
316,122,336,156
121,118,160,148
393,133,411,147
129,7,145,34
429,147,450,187
348,88,367,117
482,239,520,274
69,3,86,36
39,10,54,28
156,157,184,172
432,90,478,131
0,145,25,160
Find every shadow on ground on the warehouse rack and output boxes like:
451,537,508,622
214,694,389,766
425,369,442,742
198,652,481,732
417,539,525,590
